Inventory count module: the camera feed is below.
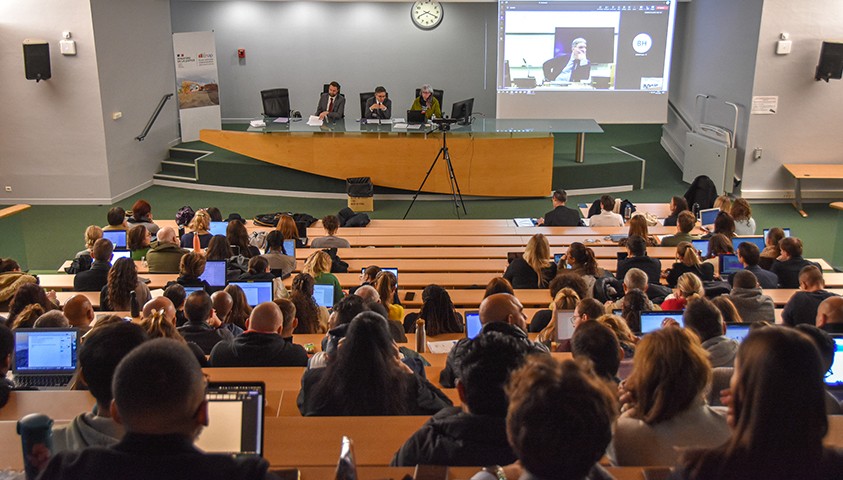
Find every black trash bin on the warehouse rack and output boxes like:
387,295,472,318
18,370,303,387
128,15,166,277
346,177,374,211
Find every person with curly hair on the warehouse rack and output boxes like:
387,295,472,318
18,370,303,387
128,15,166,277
100,257,151,311
402,285,463,336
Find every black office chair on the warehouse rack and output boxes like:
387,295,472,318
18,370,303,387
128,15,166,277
359,92,375,118
260,88,291,118
414,88,444,109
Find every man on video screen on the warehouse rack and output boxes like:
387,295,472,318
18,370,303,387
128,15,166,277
543,37,591,82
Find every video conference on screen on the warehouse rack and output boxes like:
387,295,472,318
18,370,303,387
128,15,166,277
496,0,676,122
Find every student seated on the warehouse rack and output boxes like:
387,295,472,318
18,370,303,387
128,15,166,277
402,284,464,335
724,270,775,324
52,322,148,452
665,242,714,288
504,234,557,289
74,238,113,293
782,265,838,327
0,325,14,408
297,312,452,416
126,199,159,236
589,195,624,227
608,326,730,466
661,272,705,311
729,241,778,289
176,291,233,355
529,274,589,333
684,298,739,368
660,211,697,247
39,339,276,479
392,332,532,467
210,302,307,367
100,258,151,312
675,328,843,480
771,237,821,288
570,320,623,386
616,235,661,285
309,215,350,249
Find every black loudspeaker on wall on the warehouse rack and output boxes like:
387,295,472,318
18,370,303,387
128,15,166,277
23,40,51,82
816,41,843,82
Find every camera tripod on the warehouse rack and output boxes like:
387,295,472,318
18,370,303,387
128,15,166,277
403,124,467,219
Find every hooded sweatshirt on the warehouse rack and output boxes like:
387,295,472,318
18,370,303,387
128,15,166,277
702,335,739,368
52,412,123,453
725,287,775,324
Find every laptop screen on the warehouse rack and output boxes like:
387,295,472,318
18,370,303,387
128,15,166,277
640,311,684,334
699,208,719,226
719,254,744,275
183,286,206,296
724,323,751,343
312,284,334,308
195,382,265,457
826,338,843,388
281,239,296,258
200,260,227,287
112,250,132,261
556,310,576,341
691,239,709,258
732,236,765,252
209,221,228,236
102,230,127,248
465,311,481,339
228,282,273,307
763,228,791,242
13,329,79,374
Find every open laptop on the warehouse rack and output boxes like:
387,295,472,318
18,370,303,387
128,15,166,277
102,230,127,248
699,208,719,226
209,221,228,236
826,338,843,401
465,311,481,339
13,328,79,389
556,310,576,341
195,382,265,457
183,286,206,296
406,109,425,125
639,311,684,335
281,239,296,258
719,254,744,275
763,227,791,242
724,323,751,343
112,249,132,261
732,236,765,252
228,281,273,307
312,284,335,308
199,260,227,287
691,239,709,258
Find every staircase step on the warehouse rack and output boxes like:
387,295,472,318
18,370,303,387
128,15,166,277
168,148,209,162
153,172,197,182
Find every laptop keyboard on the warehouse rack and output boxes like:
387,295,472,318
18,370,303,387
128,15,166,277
15,375,73,389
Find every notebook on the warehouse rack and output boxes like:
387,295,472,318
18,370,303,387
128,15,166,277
195,382,265,457
209,221,228,236
826,338,843,400
732,236,765,252
102,230,127,248
556,310,576,341
724,323,751,343
719,254,744,275
640,311,684,334
465,311,481,339
112,250,132,261
691,239,709,258
228,281,273,307
699,208,719,226
13,328,79,389
312,284,334,308
199,260,227,287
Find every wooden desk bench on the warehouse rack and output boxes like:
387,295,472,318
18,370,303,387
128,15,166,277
783,163,843,217
0,390,94,422
0,204,30,219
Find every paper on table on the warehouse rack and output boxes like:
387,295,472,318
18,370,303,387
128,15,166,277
306,115,323,126
392,117,406,123
392,123,409,129
272,117,289,124
427,340,458,354
249,120,266,128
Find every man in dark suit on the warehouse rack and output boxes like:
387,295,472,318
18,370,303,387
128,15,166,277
316,81,345,121
364,86,391,120
537,189,583,226
542,37,591,83
73,238,113,292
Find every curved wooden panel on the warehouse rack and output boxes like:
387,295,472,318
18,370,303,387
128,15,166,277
199,130,552,197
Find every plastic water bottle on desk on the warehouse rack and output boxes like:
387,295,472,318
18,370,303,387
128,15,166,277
623,204,632,222
193,233,201,253
415,319,426,353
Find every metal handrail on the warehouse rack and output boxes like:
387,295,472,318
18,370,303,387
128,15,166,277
136,93,174,141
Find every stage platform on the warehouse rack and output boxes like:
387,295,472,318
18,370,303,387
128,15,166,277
154,124,659,198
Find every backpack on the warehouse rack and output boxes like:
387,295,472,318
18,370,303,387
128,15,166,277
593,275,624,303
64,254,93,274
175,206,195,226
292,213,318,228
322,248,349,273
338,207,370,227
253,212,287,228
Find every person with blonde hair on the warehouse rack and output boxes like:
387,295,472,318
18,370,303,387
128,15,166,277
303,250,343,305
598,313,638,359
503,234,556,289
76,225,103,259
713,194,733,212
665,241,714,287
662,272,705,310
375,270,403,322
759,227,785,270
609,326,729,466
730,197,755,235
179,209,212,249
536,288,581,344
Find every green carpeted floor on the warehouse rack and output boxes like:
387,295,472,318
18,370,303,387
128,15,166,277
2,139,841,272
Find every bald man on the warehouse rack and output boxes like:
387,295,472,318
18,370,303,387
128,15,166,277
209,302,307,367
355,285,380,303
439,293,549,387
146,227,188,273
782,265,837,327
63,294,95,330
211,291,233,324
817,296,843,335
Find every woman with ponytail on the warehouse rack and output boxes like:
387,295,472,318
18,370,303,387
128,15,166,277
562,242,607,295
661,272,705,310
665,242,714,288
